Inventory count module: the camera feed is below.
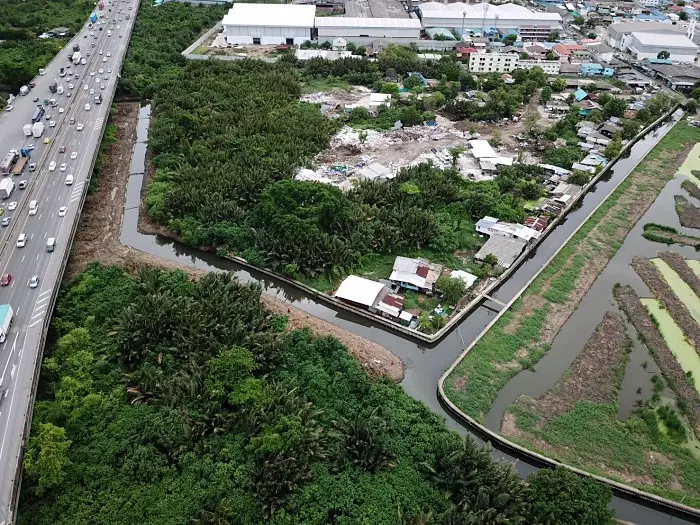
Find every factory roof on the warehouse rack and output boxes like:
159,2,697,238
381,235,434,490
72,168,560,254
419,2,561,22
630,31,698,49
222,3,316,28
607,21,686,38
314,17,422,29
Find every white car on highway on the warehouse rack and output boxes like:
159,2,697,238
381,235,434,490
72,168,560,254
49,120,56,127
65,174,74,185
60,163,67,171
7,202,17,211
70,151,78,159
16,233,27,248
99,68,104,74
5,105,13,112
85,104,91,111
49,161,57,171
58,206,67,217
103,57,107,62
77,123,84,131
107,52,111,57
99,50,103,55
90,71,95,76
59,107,64,113
68,83,74,89
90,89,94,95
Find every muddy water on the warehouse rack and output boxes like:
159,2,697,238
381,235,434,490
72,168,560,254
119,105,697,524
485,174,700,429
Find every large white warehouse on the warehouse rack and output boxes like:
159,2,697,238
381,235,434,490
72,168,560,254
627,32,698,63
418,2,561,36
222,3,315,45
315,17,422,41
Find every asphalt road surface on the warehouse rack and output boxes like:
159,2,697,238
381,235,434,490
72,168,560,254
0,1,138,521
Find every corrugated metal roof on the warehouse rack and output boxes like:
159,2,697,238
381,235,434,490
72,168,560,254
222,3,316,28
631,31,697,49
335,276,385,307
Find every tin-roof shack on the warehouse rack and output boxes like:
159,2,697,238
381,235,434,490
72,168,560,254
389,256,443,294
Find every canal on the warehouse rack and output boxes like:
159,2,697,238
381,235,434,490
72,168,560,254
120,105,694,524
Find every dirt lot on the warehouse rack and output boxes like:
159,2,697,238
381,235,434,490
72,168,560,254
66,102,405,382
514,312,630,423
675,194,700,229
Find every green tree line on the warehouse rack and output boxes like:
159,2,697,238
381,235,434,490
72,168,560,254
19,263,615,524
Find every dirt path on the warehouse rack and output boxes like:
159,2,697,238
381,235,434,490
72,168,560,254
66,102,405,382
658,252,700,298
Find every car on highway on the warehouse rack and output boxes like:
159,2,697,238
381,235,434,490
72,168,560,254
28,275,40,289
45,113,51,120
74,73,80,79
99,68,104,74
8,202,16,211
90,89,94,95
90,71,95,76
1,218,10,227
101,84,106,90
49,120,56,127
99,50,103,55
27,144,35,151
84,84,88,91
77,123,84,131
28,163,36,172
59,146,66,153
0,274,11,287
16,234,26,248
5,105,13,112
66,92,72,98
65,174,74,185
85,104,91,111
107,68,112,73
107,52,111,57
103,57,107,63
59,107,64,113
58,206,67,217
70,117,75,125
49,161,56,171
33,97,39,102
70,151,78,159
68,83,74,89
44,137,51,144
18,181,27,190
60,163,67,171
84,33,88,38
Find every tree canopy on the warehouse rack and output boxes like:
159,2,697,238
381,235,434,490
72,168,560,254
18,264,615,524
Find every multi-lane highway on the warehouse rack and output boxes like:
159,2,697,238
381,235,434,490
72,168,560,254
0,1,138,522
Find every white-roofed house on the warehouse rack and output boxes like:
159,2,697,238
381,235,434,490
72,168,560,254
389,256,444,294
335,275,407,320
626,32,698,63
222,3,315,45
469,139,497,159
476,216,540,242
450,270,478,289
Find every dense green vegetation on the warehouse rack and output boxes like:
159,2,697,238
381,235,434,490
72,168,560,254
18,264,614,524
0,0,94,90
144,59,531,281
119,2,225,98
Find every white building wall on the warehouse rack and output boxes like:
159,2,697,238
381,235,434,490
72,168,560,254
628,38,697,63
421,16,559,31
639,0,659,6
469,53,518,73
317,27,420,39
225,25,310,45
518,59,561,74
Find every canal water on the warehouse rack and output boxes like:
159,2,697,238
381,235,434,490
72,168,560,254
120,105,695,524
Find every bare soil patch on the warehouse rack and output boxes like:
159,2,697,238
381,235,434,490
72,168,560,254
682,178,700,201
675,194,700,229
66,103,404,382
631,256,700,351
614,284,700,434
517,312,630,422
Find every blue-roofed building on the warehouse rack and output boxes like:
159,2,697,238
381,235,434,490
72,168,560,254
574,88,589,101
580,63,615,76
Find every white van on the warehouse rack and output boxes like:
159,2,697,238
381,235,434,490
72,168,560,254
29,200,38,216
46,238,56,252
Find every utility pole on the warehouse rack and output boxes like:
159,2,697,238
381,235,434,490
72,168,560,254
460,11,467,41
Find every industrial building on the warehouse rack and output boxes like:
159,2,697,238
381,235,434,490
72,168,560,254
315,17,422,41
605,21,698,50
417,2,561,40
222,3,315,45
627,32,698,63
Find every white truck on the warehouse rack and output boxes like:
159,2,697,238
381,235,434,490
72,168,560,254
23,124,33,137
72,51,82,65
0,304,13,343
0,179,15,199
32,122,45,138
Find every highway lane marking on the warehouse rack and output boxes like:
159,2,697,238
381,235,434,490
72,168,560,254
33,304,47,314
0,333,19,386
35,254,39,261
20,255,24,262
28,319,43,329
35,297,49,306
10,365,15,380
38,288,52,298
0,324,30,466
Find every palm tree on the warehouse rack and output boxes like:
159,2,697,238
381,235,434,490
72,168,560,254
331,407,395,473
